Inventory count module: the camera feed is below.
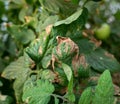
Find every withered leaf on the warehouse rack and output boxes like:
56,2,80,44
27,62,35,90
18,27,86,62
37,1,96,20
72,55,88,77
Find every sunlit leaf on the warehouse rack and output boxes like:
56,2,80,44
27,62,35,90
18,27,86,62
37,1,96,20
78,87,92,104
93,70,115,104
62,63,72,82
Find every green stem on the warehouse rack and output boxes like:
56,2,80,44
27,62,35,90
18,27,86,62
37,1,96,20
51,94,68,102
82,0,89,8
36,63,40,70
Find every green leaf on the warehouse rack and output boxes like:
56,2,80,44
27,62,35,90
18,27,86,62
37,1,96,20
41,55,52,68
2,56,30,102
54,9,83,26
12,0,26,5
0,95,13,104
71,0,80,4
62,63,75,102
39,0,78,17
75,39,96,54
22,79,55,104
55,67,68,86
54,97,59,104
19,7,27,22
40,15,59,31
52,8,88,38
85,48,120,72
93,70,115,104
78,65,90,78
0,80,3,87
62,63,72,82
8,25,35,45
78,87,92,104
65,76,75,103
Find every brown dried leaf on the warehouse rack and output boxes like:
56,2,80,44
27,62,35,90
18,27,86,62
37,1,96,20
114,84,120,96
112,73,120,86
72,55,88,77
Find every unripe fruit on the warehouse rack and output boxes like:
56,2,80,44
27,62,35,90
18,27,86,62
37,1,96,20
95,23,111,40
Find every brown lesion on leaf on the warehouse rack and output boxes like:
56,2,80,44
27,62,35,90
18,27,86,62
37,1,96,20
82,30,102,48
38,46,42,55
24,16,31,23
104,51,115,59
56,36,79,54
45,24,53,35
89,37,102,48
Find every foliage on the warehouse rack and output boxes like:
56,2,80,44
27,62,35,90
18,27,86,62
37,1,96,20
78,70,115,104
0,0,120,104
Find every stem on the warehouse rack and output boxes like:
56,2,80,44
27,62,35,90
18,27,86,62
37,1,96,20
36,63,39,70
82,0,89,8
51,94,68,102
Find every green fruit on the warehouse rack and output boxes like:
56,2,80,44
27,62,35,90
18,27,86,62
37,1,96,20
95,23,111,40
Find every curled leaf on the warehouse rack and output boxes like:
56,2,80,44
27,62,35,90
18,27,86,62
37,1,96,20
52,36,79,69
53,36,79,59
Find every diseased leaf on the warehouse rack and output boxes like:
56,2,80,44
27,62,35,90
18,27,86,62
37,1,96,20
85,48,120,72
2,56,30,103
25,31,50,62
93,70,115,104
1,56,30,80
72,55,89,77
22,79,55,104
54,67,68,86
78,87,93,104
52,36,79,66
41,70,55,82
